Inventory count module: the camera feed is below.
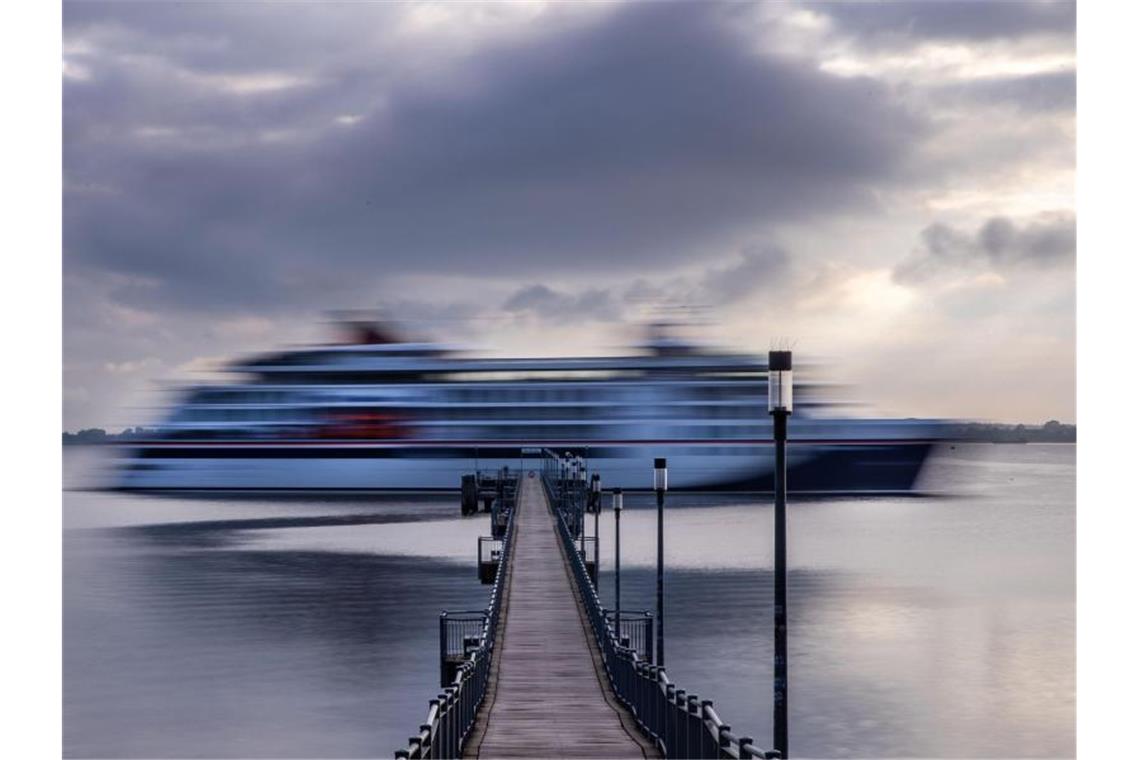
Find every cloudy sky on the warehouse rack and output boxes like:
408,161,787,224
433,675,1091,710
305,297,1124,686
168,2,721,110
63,0,1075,430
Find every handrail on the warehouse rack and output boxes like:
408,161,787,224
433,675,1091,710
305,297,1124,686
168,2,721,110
395,477,518,759
539,451,780,760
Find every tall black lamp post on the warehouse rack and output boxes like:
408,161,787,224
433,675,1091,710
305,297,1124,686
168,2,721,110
560,459,568,511
769,350,793,759
613,488,623,638
654,457,667,667
578,458,586,528
591,474,601,576
563,452,572,516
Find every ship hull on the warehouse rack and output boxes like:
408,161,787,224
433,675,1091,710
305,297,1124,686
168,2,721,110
112,440,936,495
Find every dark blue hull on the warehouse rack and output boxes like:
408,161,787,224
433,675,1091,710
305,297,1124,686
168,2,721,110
713,441,937,494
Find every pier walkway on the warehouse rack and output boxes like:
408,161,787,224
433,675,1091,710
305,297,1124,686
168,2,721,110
397,453,778,760
464,476,652,758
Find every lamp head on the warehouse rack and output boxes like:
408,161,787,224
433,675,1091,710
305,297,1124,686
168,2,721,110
768,350,793,413
653,457,668,492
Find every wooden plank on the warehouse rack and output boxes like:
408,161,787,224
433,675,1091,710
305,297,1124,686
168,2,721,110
466,476,655,758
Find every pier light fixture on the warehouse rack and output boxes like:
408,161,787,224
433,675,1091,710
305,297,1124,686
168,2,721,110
768,350,793,413
653,457,667,667
591,474,601,576
768,349,792,760
613,488,623,638
654,457,668,493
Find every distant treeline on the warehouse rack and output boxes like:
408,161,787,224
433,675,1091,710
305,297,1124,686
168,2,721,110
948,420,1075,443
62,427,157,445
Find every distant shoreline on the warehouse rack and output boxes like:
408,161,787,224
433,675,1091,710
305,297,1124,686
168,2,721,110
62,421,1076,446
944,420,1075,443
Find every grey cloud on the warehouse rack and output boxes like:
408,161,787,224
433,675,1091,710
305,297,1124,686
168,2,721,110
893,212,1075,283
64,1,924,316
933,70,1075,113
62,1,1076,430
696,244,791,304
814,0,1075,43
503,284,620,322
500,242,791,324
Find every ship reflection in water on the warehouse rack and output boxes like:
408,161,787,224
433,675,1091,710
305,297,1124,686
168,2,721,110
111,318,947,494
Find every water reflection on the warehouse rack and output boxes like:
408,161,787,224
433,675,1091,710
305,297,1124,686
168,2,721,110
64,444,1074,758
64,475,490,758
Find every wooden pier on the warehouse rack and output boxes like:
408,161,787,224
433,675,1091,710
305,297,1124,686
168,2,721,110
398,453,777,760
463,475,655,758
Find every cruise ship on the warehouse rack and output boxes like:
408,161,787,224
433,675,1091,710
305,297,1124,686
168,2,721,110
112,320,946,493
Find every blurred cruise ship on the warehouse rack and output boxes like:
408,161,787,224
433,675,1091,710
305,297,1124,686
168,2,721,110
113,319,946,493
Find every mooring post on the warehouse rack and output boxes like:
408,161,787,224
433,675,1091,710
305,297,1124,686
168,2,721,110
613,488,623,637
654,457,667,668
768,349,793,759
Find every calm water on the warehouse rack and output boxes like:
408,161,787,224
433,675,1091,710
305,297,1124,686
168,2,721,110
63,445,1074,758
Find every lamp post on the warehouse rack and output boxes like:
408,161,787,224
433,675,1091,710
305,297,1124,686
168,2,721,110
579,461,587,557
591,474,601,579
560,459,568,510
768,350,793,759
575,458,584,537
654,457,667,667
613,488,623,639
564,452,572,515
567,454,576,524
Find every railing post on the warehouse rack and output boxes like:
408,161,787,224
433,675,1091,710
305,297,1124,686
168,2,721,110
431,694,441,759
675,688,687,759
448,688,458,759
638,662,650,735
687,694,701,759
718,724,733,759
701,700,717,758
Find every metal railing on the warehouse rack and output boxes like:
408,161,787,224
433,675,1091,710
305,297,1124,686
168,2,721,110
540,454,780,760
396,485,517,759
439,611,486,686
476,536,503,584
604,608,654,663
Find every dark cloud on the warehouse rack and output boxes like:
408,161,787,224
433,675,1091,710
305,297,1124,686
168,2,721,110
814,0,1075,43
64,1,924,315
893,212,1075,283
